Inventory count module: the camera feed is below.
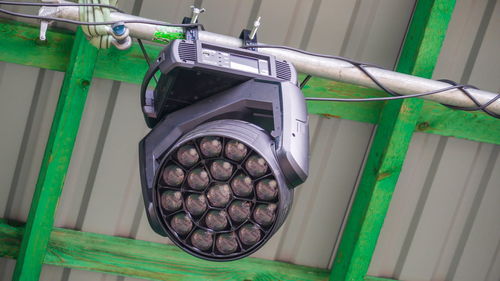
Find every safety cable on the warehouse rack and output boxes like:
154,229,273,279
300,75,312,90
137,38,158,83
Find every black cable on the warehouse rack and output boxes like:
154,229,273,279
300,75,311,89
137,38,158,83
242,44,500,118
241,44,381,67
0,6,203,29
438,79,500,118
305,85,465,102
0,1,125,13
137,39,152,67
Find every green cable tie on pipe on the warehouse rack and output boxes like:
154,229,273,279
152,27,185,44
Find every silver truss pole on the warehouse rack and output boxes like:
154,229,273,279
49,4,500,115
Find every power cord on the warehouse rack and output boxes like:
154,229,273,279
137,38,158,83
241,44,500,119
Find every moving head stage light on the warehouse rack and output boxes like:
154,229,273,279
139,39,309,261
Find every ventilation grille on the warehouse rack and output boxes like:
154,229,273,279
178,42,197,62
275,61,292,81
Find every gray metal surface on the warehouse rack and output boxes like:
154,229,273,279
0,0,498,281
369,133,500,281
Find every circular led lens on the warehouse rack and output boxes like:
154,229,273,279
253,204,277,226
185,194,207,216
162,165,184,186
161,191,182,212
216,233,238,254
200,137,222,157
170,213,193,235
228,200,251,223
255,179,278,201
191,229,213,251
230,174,253,197
205,210,228,230
210,160,233,181
187,168,209,190
225,140,247,161
207,183,231,207
177,144,199,167
245,155,268,177
239,224,261,246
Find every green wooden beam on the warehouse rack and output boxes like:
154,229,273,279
0,219,329,281
417,101,500,144
301,76,386,122
1,19,499,145
0,19,74,71
11,28,98,281
329,1,456,280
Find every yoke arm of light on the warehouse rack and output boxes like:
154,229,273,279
48,3,500,115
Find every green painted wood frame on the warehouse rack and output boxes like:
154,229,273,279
330,0,456,280
0,0,498,280
11,28,98,281
0,219,329,281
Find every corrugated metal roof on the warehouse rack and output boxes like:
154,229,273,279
368,1,500,280
0,0,499,280
369,133,500,281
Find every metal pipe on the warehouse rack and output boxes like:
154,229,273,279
51,4,500,115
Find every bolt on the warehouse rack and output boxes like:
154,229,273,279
249,16,261,40
111,22,126,36
417,122,430,131
190,6,206,24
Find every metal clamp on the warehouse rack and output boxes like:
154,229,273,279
239,16,261,51
189,5,206,24
181,6,205,41
38,0,62,41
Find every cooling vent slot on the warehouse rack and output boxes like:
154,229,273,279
275,61,292,81
178,42,197,62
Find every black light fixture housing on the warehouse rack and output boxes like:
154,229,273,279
139,39,309,261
